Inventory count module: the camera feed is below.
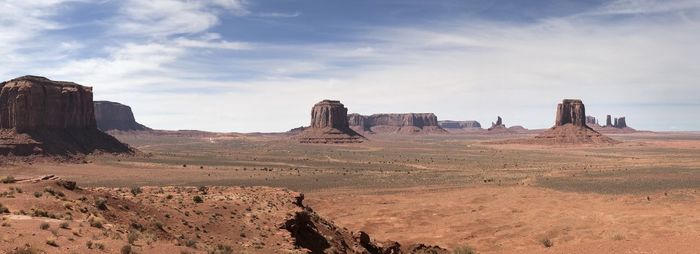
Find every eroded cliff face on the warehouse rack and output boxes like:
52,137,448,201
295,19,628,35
0,76,132,156
0,76,95,132
94,101,150,131
349,113,446,134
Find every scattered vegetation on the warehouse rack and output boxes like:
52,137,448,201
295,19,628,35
59,221,70,229
130,186,143,196
40,222,50,230
193,195,204,203
0,203,9,213
541,238,554,248
208,244,234,254
1,176,16,184
121,244,133,254
46,237,59,247
33,192,42,198
95,197,108,210
453,245,477,254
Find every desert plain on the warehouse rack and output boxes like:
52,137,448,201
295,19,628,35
3,130,700,253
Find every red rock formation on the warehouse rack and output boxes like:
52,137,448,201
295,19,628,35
487,116,509,132
298,100,364,143
0,76,95,132
532,99,617,144
555,99,586,127
94,101,150,131
606,115,613,127
0,76,132,156
348,113,446,134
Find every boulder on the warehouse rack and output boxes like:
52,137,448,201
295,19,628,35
94,101,150,131
349,113,447,134
298,100,364,143
0,76,132,156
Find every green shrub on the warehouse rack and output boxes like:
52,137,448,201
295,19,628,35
40,222,50,230
193,195,203,203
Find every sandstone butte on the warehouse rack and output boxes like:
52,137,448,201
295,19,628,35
0,76,132,156
94,100,150,132
297,100,365,143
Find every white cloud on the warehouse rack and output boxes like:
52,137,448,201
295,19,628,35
116,0,248,37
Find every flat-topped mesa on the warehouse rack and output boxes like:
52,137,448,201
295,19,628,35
555,99,586,127
94,101,150,131
438,120,482,129
298,100,364,143
0,75,95,132
0,76,132,156
349,113,447,134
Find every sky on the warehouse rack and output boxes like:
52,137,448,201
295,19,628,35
0,0,699,132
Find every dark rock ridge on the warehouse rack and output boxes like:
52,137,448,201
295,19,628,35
298,100,364,143
94,101,150,131
438,120,482,129
0,76,132,156
349,113,447,134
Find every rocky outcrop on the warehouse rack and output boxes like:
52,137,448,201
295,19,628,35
349,113,446,134
555,99,586,127
606,115,613,127
94,101,150,131
0,76,132,156
298,100,364,143
487,116,508,131
439,120,482,129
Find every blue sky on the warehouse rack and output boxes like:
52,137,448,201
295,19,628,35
1,0,699,132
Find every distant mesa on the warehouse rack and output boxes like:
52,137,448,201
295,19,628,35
94,101,150,132
532,99,618,144
585,115,599,126
0,76,133,156
349,113,447,134
439,120,482,129
297,100,365,143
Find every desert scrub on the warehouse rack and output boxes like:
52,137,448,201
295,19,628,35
46,237,58,247
130,186,142,196
453,245,477,254
40,222,50,230
95,197,108,210
193,195,204,203
88,216,106,228
541,238,554,248
1,176,16,184
208,244,233,254
33,191,42,198
128,230,139,244
121,244,133,254
0,203,9,213
59,221,70,229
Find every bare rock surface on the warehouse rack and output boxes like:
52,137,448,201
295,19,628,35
0,76,132,156
349,113,447,134
298,100,364,143
94,101,150,131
